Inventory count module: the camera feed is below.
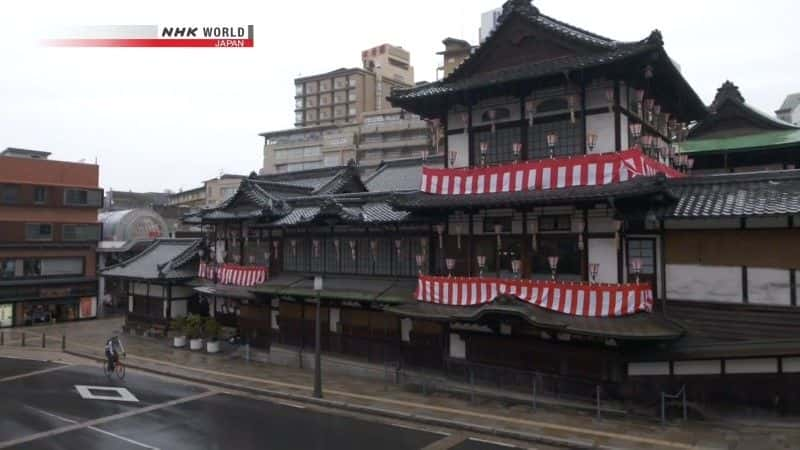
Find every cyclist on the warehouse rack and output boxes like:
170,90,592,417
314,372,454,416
105,336,126,372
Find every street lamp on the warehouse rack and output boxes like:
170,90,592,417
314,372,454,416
630,258,642,283
589,263,600,283
511,259,522,279
446,258,456,277
548,256,559,280
587,132,598,153
313,275,323,399
546,132,558,159
477,255,487,278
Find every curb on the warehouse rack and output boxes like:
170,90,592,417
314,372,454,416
64,350,600,449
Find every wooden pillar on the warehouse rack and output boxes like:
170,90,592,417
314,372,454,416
580,77,588,155
467,212,474,277
467,102,474,167
521,211,529,278
582,209,589,281
443,107,450,167
166,283,172,320
613,80,622,152
519,95,529,161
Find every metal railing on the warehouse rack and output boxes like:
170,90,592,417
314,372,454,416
661,384,688,425
0,329,66,351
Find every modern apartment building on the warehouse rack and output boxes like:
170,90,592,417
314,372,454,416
0,148,102,327
261,109,432,174
293,44,414,128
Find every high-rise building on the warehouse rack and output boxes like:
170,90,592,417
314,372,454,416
479,7,502,43
263,44,429,174
0,148,102,327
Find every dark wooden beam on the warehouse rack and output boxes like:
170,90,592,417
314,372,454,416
613,80,621,152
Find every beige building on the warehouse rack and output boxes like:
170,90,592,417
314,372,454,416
168,174,245,209
262,109,432,174
294,44,414,128
438,38,472,79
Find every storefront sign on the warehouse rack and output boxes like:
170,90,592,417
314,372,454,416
0,304,12,327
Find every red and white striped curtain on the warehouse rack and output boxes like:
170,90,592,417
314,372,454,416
198,262,268,287
421,148,682,195
415,275,653,318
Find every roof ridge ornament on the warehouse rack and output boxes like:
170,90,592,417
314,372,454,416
710,80,746,111
646,29,663,46
500,0,539,23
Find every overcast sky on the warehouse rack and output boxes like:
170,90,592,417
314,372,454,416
1,0,798,192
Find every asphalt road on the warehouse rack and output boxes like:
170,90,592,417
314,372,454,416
0,356,536,450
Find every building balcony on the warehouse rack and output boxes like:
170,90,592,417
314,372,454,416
358,137,430,152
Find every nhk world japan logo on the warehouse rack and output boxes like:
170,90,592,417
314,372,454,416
43,25,254,47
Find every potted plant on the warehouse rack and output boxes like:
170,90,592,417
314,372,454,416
185,314,204,351
170,316,187,348
204,318,221,354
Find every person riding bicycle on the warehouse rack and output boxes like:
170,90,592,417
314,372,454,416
105,336,126,372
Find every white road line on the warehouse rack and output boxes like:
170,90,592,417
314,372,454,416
0,390,217,449
389,422,450,436
277,401,306,409
0,365,68,383
25,406,159,449
468,437,518,447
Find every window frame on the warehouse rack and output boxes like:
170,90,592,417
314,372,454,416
25,223,53,241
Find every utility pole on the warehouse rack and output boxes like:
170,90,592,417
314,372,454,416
313,276,323,398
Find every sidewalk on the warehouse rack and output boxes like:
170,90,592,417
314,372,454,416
4,318,799,450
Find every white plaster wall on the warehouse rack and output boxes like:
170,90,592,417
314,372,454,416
132,283,164,297
587,213,615,233
783,357,800,373
449,333,466,359
585,112,615,154
628,361,669,376
620,114,629,149
746,217,788,229
666,264,743,303
588,238,618,283
401,318,412,342
664,218,741,230
170,300,187,318
329,307,340,333
447,133,469,168
128,295,133,313
725,358,778,374
674,360,721,375
747,268,791,306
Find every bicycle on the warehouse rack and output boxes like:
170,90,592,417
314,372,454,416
103,354,126,380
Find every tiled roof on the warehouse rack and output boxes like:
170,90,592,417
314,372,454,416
663,170,800,218
268,200,409,226
386,297,683,340
681,129,800,154
391,174,671,211
363,156,443,193
391,42,657,101
102,238,199,280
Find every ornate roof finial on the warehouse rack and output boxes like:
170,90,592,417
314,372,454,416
647,29,663,46
711,80,746,111
499,0,539,23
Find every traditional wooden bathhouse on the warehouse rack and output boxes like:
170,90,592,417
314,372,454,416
684,81,800,173
189,0,800,413
102,238,200,335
